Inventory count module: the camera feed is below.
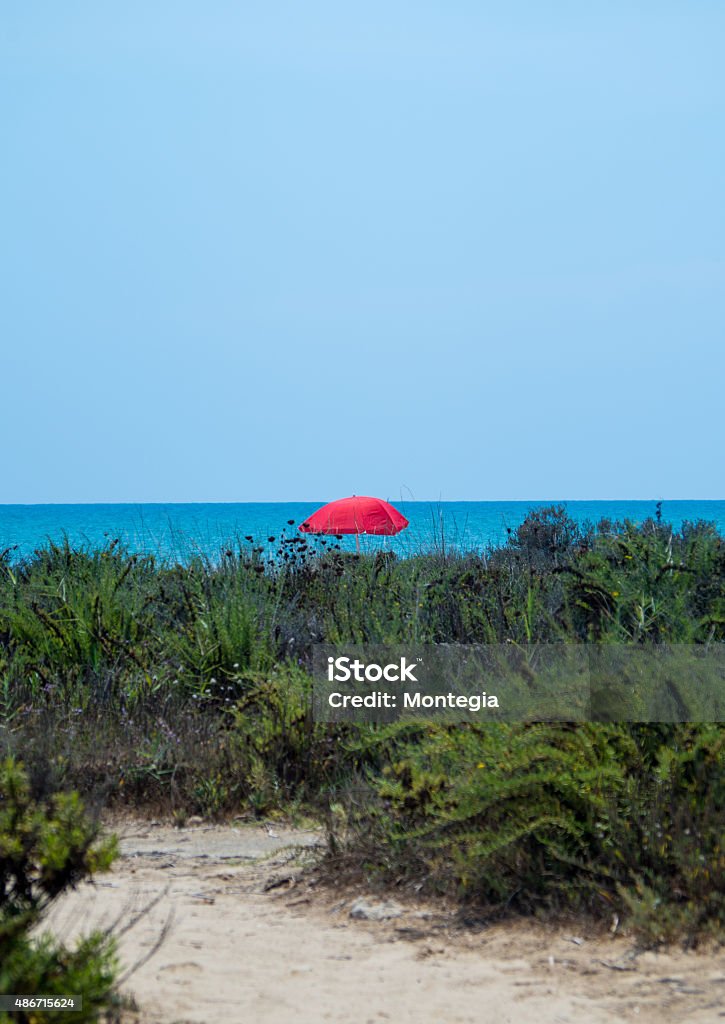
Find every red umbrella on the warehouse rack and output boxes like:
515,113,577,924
299,495,409,551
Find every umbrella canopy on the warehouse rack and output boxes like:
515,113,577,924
299,496,409,537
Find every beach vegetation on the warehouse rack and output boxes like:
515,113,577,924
0,757,119,1022
0,508,723,943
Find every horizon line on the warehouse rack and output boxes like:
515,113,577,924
1,498,724,507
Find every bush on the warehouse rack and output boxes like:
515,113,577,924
0,758,118,1023
326,722,725,944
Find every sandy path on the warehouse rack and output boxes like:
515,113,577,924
44,820,724,1024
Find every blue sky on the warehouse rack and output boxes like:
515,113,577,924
2,3,723,502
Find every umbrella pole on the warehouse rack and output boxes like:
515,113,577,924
356,534,360,554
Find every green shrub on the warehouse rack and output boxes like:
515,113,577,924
0,758,118,1022
327,721,725,943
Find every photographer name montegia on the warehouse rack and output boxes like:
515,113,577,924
327,691,500,711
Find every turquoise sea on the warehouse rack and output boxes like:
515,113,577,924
1,501,723,563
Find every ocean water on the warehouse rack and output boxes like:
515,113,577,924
1,501,723,564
